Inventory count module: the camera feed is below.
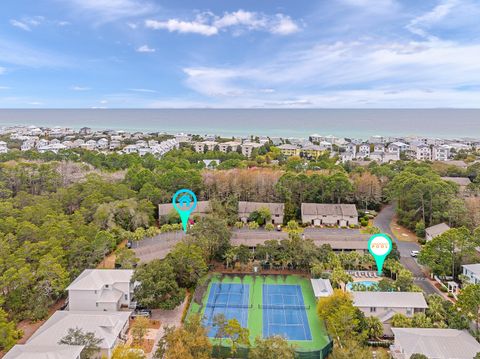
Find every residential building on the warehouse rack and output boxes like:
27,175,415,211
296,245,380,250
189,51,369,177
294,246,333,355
123,144,138,154
0,141,8,153
357,143,371,158
202,159,220,169
218,141,241,153
310,279,333,299
79,127,92,135
416,144,432,161
318,141,333,151
462,264,480,285
67,269,135,311
425,223,450,241
278,144,300,156
373,143,385,153
238,201,285,225
390,328,480,359
26,311,131,359
175,133,191,143
309,134,324,143
353,292,428,336
433,145,451,161
301,144,324,158
301,203,358,226
4,345,83,359
241,142,262,157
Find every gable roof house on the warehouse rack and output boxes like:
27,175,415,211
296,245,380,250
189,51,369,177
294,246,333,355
67,269,135,312
353,292,428,336
301,203,358,227
26,311,131,359
462,264,480,285
425,223,450,241
390,328,480,359
238,201,285,225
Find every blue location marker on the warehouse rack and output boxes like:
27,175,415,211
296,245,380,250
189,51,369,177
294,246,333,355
172,189,197,232
368,233,392,275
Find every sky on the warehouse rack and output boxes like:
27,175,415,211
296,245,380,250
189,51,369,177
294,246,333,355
0,0,479,108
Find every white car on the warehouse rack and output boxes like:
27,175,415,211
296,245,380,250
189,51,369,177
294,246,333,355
410,250,420,257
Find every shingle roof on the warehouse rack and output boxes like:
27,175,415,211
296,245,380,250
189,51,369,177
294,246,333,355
301,203,358,217
66,269,133,291
238,202,285,216
392,328,480,359
4,345,84,359
441,176,472,186
28,311,131,350
353,292,428,309
425,223,450,238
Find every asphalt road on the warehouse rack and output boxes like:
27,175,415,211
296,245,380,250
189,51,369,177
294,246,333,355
374,204,439,295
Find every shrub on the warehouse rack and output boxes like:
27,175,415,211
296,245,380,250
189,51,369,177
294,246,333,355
265,223,275,231
235,221,244,229
248,221,259,230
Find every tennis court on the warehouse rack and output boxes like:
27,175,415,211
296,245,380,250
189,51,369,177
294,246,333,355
204,282,250,337
262,284,312,341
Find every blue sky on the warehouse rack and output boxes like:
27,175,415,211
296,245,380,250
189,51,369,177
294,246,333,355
0,0,479,108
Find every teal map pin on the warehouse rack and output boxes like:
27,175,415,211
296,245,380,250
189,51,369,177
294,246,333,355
172,189,197,232
368,233,392,275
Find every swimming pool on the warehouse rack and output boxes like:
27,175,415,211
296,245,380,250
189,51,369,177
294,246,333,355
346,281,379,291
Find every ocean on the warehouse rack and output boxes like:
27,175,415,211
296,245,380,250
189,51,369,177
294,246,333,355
0,109,479,139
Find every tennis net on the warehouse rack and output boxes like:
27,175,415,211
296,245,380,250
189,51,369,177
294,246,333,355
258,304,310,310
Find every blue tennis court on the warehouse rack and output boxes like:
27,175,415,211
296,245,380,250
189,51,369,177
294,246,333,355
204,283,250,337
262,284,312,341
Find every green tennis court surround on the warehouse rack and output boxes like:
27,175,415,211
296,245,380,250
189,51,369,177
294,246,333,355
188,273,333,359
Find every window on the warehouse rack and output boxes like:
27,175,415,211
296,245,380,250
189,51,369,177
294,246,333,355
370,307,376,313
96,303,99,307
406,308,413,315
125,294,128,300
105,284,109,288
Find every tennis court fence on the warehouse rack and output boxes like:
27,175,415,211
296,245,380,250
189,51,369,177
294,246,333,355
258,304,311,310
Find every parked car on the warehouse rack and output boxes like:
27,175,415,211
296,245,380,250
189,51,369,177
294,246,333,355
126,240,132,249
410,250,419,257
130,309,152,319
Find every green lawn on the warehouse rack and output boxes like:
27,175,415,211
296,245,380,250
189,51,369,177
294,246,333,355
188,273,332,353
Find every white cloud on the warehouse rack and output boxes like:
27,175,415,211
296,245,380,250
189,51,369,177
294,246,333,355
136,44,156,53
10,19,32,31
65,0,155,23
145,10,300,36
0,67,6,75
128,88,157,93
145,19,218,36
340,0,398,12
407,0,459,39
0,38,70,68
71,86,90,91
127,22,138,29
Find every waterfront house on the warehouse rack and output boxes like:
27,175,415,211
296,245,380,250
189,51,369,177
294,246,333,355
390,328,480,359
301,203,358,227
238,201,285,225
425,223,450,241
353,292,428,336
241,142,263,157
218,141,241,153
416,144,432,161
67,269,135,311
433,145,451,161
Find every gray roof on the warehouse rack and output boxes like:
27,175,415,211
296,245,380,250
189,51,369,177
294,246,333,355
301,203,358,217
392,328,480,359
310,279,334,297
462,263,480,277
425,223,450,238
238,202,285,216
277,144,298,150
158,200,211,217
353,292,428,309
4,345,84,359
441,176,472,186
28,311,131,350
66,269,133,291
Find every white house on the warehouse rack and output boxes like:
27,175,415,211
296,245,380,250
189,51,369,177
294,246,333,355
218,141,241,153
425,223,450,241
416,144,431,161
67,269,135,312
0,141,8,154
310,279,334,299
462,264,480,285
4,344,84,359
432,144,451,161
353,292,428,336
390,328,480,359
357,143,371,158
241,142,262,157
26,311,131,359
